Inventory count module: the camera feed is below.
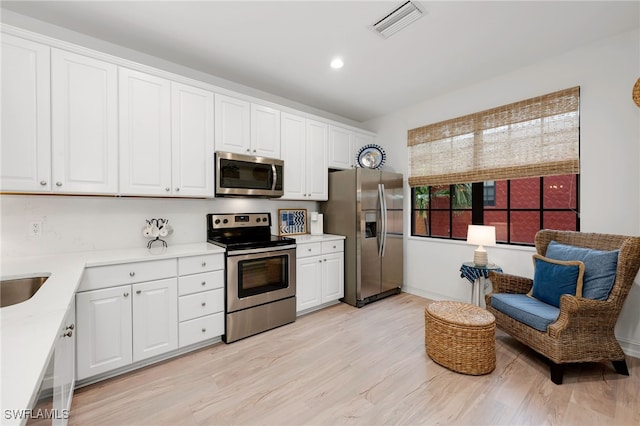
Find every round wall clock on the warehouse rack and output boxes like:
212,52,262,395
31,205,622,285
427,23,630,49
356,144,386,169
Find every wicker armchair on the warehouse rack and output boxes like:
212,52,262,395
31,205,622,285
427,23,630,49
485,230,640,384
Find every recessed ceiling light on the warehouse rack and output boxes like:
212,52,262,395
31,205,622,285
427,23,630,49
330,58,344,69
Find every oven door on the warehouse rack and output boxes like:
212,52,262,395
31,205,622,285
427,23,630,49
226,246,296,312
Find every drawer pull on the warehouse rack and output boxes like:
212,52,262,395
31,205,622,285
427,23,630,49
201,261,207,267
123,292,129,297
136,290,141,295
201,302,206,307
129,272,135,277
201,281,206,286
308,248,312,252
333,245,336,249
202,328,207,333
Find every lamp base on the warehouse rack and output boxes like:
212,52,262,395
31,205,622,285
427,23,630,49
473,247,488,267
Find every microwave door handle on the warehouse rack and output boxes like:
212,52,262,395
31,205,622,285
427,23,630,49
271,164,277,191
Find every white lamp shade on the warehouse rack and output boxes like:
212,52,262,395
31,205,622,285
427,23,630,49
466,225,496,247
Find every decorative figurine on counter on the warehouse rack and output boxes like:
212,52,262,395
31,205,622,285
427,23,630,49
143,218,172,249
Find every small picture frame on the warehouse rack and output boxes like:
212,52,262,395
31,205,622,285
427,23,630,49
278,209,308,235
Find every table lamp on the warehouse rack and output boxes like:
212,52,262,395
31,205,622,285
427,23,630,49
467,225,496,267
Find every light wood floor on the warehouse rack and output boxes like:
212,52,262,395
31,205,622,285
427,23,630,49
66,293,639,426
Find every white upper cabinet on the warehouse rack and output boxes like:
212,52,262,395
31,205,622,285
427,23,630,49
250,104,281,158
1,34,51,192
305,119,328,200
171,82,215,197
119,68,172,196
328,125,354,170
214,94,281,159
353,132,374,158
51,49,118,194
281,112,306,199
214,94,251,154
281,113,327,200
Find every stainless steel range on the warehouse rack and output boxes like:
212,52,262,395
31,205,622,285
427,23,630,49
207,213,296,343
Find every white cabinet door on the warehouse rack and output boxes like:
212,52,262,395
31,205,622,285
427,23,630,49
214,93,250,155
119,68,172,196
53,299,75,426
132,278,178,362
281,112,306,199
251,104,281,158
171,82,215,197
296,256,323,312
322,252,345,303
51,49,118,194
305,119,328,200
0,34,51,192
328,126,354,170
76,285,133,380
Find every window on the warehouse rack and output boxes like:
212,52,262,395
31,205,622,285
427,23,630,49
408,87,580,245
411,175,579,245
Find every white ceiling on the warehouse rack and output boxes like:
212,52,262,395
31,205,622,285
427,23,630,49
2,1,639,123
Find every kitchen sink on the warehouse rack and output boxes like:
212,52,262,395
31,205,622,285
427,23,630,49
0,275,50,308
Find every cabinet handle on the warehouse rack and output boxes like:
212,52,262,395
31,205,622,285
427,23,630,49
308,248,311,252
253,149,256,153
129,272,135,277
201,281,206,286
201,302,206,307
123,292,129,297
165,187,170,192
63,330,73,338
201,261,207,267
246,148,250,152
324,259,327,262
201,328,207,333
136,290,141,295
175,188,180,192
333,245,336,249
318,260,322,263
67,324,75,330
56,182,62,187
40,180,47,186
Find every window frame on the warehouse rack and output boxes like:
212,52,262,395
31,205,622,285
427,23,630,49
410,175,580,246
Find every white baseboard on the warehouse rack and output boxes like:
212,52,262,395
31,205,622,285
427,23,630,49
618,337,640,359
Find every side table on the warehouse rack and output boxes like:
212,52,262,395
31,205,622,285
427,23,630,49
459,262,503,306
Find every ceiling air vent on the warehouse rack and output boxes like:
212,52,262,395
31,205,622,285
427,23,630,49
371,1,424,39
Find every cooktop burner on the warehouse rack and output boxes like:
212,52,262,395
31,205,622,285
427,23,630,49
206,213,296,251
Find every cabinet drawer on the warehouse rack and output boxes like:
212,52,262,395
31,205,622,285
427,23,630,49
178,253,224,275
79,259,176,292
178,270,224,296
322,239,344,254
178,288,224,321
297,242,322,258
179,312,224,347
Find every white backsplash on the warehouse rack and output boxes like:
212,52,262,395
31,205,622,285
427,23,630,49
0,195,317,258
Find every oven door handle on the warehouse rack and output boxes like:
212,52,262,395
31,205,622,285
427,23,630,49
227,244,297,256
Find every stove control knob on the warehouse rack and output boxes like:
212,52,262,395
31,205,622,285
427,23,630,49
223,219,229,224
256,218,261,223
214,219,220,225
263,217,268,223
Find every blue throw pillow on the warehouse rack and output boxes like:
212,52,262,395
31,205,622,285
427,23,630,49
528,254,585,308
545,240,619,300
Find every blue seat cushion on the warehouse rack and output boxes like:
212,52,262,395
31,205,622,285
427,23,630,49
491,293,560,332
545,240,619,300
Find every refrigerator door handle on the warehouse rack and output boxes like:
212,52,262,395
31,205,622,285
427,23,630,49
378,183,388,257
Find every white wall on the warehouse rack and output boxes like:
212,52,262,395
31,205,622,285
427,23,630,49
0,195,317,258
365,29,640,356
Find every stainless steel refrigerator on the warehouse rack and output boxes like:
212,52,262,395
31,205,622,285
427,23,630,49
320,168,403,307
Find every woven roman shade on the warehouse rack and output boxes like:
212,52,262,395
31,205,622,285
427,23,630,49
408,87,580,187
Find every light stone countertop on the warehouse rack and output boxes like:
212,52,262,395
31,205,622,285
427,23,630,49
291,234,346,243
0,242,225,425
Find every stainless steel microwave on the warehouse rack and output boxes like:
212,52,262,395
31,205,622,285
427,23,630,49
215,151,284,197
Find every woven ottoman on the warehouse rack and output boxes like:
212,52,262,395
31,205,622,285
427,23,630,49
425,301,496,375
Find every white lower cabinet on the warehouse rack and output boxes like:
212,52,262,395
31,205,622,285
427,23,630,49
76,284,133,380
296,239,345,313
53,299,76,426
177,254,225,347
76,259,178,381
